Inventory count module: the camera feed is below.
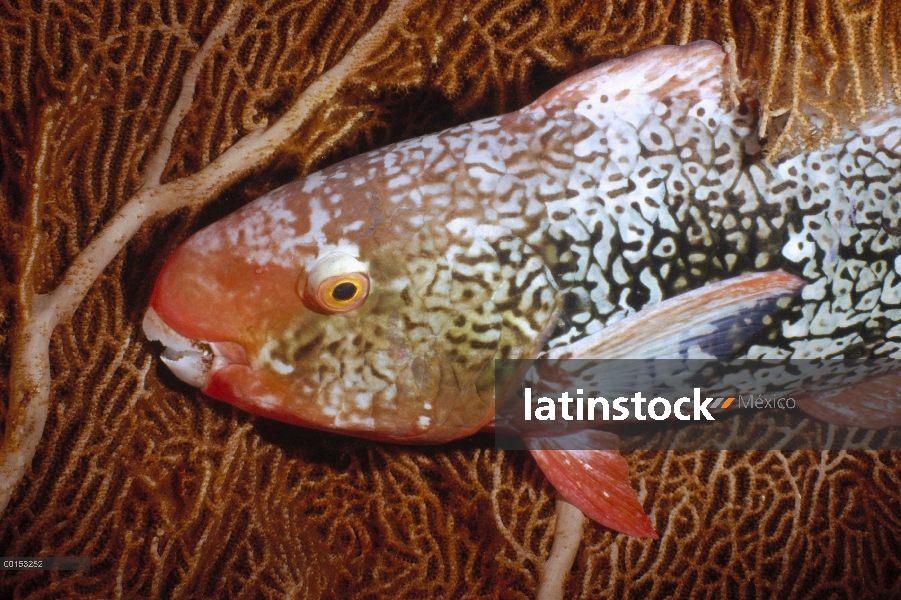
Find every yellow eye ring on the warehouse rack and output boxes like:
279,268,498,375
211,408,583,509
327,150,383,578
313,273,369,313
300,253,371,314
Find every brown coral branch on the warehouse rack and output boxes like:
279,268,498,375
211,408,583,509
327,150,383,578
756,0,789,141
762,0,806,158
0,0,418,516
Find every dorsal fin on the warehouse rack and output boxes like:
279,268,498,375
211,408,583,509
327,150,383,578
528,41,728,123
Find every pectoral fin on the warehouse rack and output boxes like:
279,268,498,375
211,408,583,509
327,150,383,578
528,272,803,538
547,271,804,360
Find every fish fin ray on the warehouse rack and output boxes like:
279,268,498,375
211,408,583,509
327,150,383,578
527,431,657,538
797,371,901,429
531,41,727,122
547,271,805,360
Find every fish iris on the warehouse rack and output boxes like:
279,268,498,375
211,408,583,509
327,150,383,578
313,273,369,313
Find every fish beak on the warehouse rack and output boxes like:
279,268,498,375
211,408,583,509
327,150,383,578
143,307,212,387
142,307,249,388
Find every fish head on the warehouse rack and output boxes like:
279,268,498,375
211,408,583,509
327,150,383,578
145,169,550,442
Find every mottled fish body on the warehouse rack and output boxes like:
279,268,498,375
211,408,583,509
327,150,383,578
144,42,901,537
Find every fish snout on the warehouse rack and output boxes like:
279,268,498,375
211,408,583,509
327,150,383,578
142,307,249,388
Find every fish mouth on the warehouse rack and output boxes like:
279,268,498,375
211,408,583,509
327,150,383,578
142,307,249,388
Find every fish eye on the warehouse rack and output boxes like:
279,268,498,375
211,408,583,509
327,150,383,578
302,253,370,314
316,273,369,312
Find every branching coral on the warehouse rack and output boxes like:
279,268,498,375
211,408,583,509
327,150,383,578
2,0,901,598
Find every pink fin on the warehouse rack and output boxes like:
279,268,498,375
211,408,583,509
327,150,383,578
527,431,657,539
797,371,901,429
532,40,727,118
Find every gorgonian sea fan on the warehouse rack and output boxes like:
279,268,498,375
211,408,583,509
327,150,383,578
2,1,901,598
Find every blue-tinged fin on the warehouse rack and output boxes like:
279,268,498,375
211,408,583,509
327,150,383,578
546,272,805,360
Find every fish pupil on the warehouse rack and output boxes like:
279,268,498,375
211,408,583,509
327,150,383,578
332,282,357,301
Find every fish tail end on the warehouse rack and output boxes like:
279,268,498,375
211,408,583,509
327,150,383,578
796,371,901,429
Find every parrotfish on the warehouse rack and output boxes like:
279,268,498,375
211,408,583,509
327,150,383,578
143,41,901,538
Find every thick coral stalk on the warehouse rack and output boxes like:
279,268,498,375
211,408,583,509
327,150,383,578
537,500,587,600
